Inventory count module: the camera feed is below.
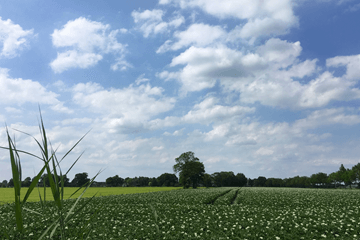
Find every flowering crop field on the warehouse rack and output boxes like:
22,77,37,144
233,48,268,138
0,187,359,239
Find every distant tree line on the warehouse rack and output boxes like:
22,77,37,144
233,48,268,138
105,173,179,187
1,152,359,189
247,163,360,188
1,172,90,188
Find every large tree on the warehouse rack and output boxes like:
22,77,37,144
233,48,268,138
71,172,89,187
157,173,178,187
106,175,124,187
173,151,205,189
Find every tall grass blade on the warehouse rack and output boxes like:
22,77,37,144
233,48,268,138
7,128,23,233
1,108,101,239
21,164,47,207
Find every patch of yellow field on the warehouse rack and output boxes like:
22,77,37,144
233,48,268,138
0,187,181,205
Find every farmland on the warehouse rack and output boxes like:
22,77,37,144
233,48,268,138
0,187,181,205
0,187,360,239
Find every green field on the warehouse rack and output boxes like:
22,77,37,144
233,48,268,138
0,187,181,205
1,187,360,239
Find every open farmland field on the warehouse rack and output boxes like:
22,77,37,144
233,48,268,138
0,187,181,205
1,187,360,239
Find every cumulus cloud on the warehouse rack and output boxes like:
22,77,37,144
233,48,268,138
159,45,251,92
149,96,254,129
196,107,360,171
157,23,226,53
0,17,35,58
256,38,302,68
0,68,72,113
72,82,176,134
203,107,360,146
238,70,360,109
182,97,255,124
132,9,185,37
160,37,360,109
326,54,360,80
50,17,130,73
160,39,301,93
160,0,298,40
293,108,360,130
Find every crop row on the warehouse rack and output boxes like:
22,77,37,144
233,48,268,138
213,188,239,205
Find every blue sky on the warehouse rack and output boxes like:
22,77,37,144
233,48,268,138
1,0,360,182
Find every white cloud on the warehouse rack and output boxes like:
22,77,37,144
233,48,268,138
157,23,226,53
50,17,130,73
0,68,72,113
160,37,360,109
326,54,360,80
60,118,93,125
160,45,249,92
72,82,176,134
160,0,298,40
152,145,164,151
182,97,255,124
255,147,274,156
149,96,254,129
203,107,360,146
135,74,150,85
0,17,35,58
50,51,103,73
256,38,302,68
5,107,22,114
161,38,303,93
238,71,360,109
293,108,360,130
132,9,185,37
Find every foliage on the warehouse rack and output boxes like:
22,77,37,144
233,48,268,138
71,172,90,187
157,173,178,187
0,109,101,239
211,171,247,187
174,151,205,188
106,175,124,187
202,173,212,188
1,180,8,188
254,176,267,187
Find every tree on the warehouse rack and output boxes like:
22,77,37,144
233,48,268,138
338,164,347,185
106,175,124,187
328,172,341,188
255,176,267,187
236,173,247,187
71,172,89,187
344,169,355,188
61,174,70,187
247,178,254,187
1,180,8,188
211,172,239,187
149,177,158,187
202,173,213,188
157,173,178,187
138,176,150,186
173,151,205,189
352,163,360,188
125,177,133,187
22,177,32,187
8,178,14,187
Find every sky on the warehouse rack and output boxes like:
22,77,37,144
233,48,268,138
0,0,360,182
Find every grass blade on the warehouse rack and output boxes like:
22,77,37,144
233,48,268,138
6,127,23,233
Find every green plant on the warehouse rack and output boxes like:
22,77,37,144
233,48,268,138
0,108,102,239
